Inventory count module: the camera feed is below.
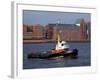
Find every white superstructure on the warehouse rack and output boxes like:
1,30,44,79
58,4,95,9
55,31,69,50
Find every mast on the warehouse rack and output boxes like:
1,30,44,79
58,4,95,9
57,31,61,44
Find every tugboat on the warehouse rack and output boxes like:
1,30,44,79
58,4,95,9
27,31,78,59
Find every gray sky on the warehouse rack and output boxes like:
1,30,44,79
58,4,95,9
23,10,91,26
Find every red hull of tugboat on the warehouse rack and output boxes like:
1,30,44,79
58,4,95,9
27,49,78,59
50,49,65,54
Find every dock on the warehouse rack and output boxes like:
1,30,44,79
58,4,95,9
23,39,54,43
23,39,90,44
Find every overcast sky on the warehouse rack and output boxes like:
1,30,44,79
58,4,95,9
23,10,91,26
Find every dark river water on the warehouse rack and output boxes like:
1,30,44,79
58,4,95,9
23,42,91,69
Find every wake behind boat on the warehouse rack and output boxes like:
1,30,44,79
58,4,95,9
27,30,78,59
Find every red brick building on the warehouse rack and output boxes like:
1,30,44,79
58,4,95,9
23,19,90,41
45,25,53,39
45,19,90,41
23,24,45,39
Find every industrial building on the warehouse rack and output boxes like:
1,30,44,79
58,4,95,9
23,19,90,41
45,19,90,41
23,24,45,39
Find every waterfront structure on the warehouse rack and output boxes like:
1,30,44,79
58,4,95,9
23,24,45,39
45,19,90,41
23,19,90,41
48,24,81,41
45,25,53,39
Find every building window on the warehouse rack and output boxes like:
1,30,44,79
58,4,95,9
27,26,33,32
